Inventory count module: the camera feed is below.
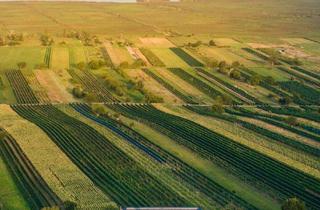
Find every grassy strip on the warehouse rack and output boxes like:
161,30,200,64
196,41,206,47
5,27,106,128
170,48,203,67
112,104,320,209
140,48,165,67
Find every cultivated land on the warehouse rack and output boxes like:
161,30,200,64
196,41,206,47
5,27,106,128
0,0,320,210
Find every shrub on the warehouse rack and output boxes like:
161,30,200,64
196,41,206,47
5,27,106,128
72,86,85,98
63,201,77,210
230,70,241,80
249,74,262,86
285,116,299,126
281,197,306,210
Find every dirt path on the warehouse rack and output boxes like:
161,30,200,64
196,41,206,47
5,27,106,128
35,70,74,103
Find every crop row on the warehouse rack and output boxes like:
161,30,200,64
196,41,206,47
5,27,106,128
187,105,320,156
112,104,320,209
195,68,256,104
12,104,189,207
169,68,222,99
170,48,204,67
241,48,270,61
73,103,257,209
6,70,39,104
278,81,320,105
0,129,62,209
277,66,320,87
44,47,51,68
229,107,320,141
291,66,320,81
69,69,117,102
141,68,197,104
140,48,165,67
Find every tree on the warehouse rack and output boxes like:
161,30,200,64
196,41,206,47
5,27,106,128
230,70,241,80
249,74,261,86
63,200,77,210
72,86,85,98
285,116,299,126
212,100,224,114
281,197,306,210
218,61,228,74
17,62,27,69
231,61,240,69
264,76,276,85
279,96,292,105
76,62,86,70
208,40,216,46
268,55,278,66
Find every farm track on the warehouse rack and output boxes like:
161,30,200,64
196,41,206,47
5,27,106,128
0,129,63,209
68,69,117,102
12,104,190,207
5,70,39,104
71,103,258,209
110,104,320,209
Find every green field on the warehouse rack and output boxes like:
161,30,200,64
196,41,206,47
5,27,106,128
0,47,46,71
0,1,320,209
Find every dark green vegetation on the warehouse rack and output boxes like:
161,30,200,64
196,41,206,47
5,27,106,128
110,104,320,210
5,70,38,104
170,48,203,67
12,105,190,208
0,129,62,209
0,1,320,209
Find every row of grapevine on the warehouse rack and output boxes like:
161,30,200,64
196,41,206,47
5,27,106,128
291,66,320,81
139,48,165,67
228,107,320,142
0,129,63,209
141,68,197,104
242,48,270,61
44,47,51,68
169,68,222,99
72,103,258,210
170,48,204,67
186,106,320,156
112,104,320,209
5,70,39,104
277,66,320,87
12,104,189,208
69,69,118,102
278,81,320,105
195,68,256,104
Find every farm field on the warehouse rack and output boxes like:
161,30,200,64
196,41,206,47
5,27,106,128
0,0,320,210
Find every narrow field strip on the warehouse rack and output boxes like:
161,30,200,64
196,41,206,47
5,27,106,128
111,104,320,209
69,103,259,210
0,129,63,209
5,70,39,104
0,105,115,209
12,104,190,208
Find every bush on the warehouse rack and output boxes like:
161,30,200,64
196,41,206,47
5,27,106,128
91,104,108,116
230,70,241,80
281,197,306,210
279,96,292,105
88,60,104,70
72,86,85,98
249,74,262,86
119,61,129,69
264,76,276,85
63,200,77,210
17,62,27,69
285,116,299,126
